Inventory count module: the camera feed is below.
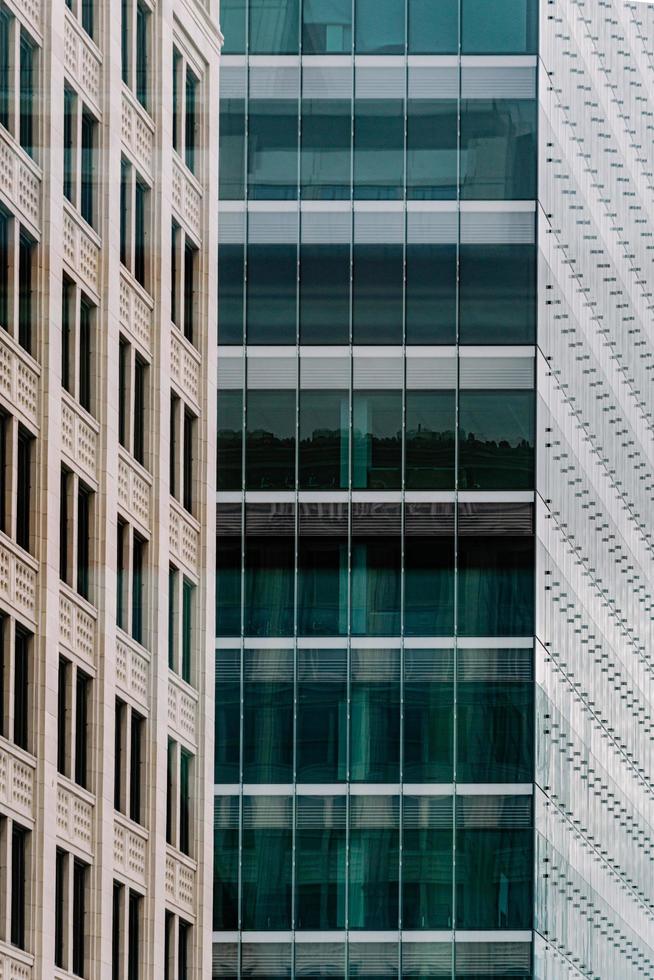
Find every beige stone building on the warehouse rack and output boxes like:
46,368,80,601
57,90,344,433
0,0,219,976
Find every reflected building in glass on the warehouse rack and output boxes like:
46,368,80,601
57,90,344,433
214,0,654,977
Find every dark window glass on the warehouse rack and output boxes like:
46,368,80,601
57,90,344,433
170,395,179,497
219,100,245,201
0,412,5,533
58,658,69,774
355,0,404,53
217,390,243,491
120,160,129,266
0,616,4,738
179,749,192,855
166,743,173,841
216,535,242,637
172,51,181,151
458,534,534,636
352,390,402,490
81,0,94,39
14,626,29,751
134,179,147,287
18,232,34,354
408,0,458,53
460,99,537,200
128,891,140,980
121,0,129,84
298,532,348,636
16,427,31,551
181,578,193,683
462,0,537,53
295,798,346,928
118,341,128,447
402,801,453,928
135,1,148,109
246,244,297,345
178,920,190,980
404,532,454,636
129,711,143,822
405,390,456,489
459,243,536,345
241,816,292,928
403,651,454,782
171,222,180,326
299,389,349,490
0,12,10,129
183,242,196,344
249,0,299,53
168,566,177,669
0,210,8,328
296,650,347,782
79,297,93,412
63,87,75,203
354,100,404,200
456,823,532,929
246,389,295,490
248,99,298,200
243,649,293,782
112,884,122,980
303,0,351,53
19,34,34,157
245,532,294,636
61,279,72,392
352,244,403,344
115,699,125,811
77,484,91,600
299,244,350,345
75,671,89,788
60,470,70,584
11,824,28,948
221,0,246,54
131,534,145,644
214,651,240,783
218,244,245,344
349,797,399,928
459,390,535,490
55,850,65,968
185,70,197,173
213,818,239,929
301,100,351,200
350,650,400,782
407,100,457,200
183,411,194,512
351,533,401,635
80,111,95,226
117,521,127,630
72,860,87,976
405,244,457,345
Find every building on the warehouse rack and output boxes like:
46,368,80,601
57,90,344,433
0,0,219,977
214,0,654,978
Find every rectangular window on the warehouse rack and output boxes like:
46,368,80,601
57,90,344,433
57,658,70,775
134,178,147,287
72,859,87,976
135,1,149,109
182,410,194,513
118,339,129,448
80,110,95,226
77,483,92,601
79,295,93,412
178,920,190,980
0,412,6,534
0,10,10,129
81,0,94,39
168,566,177,670
18,231,34,354
19,32,35,157
112,883,123,980
120,159,129,266
11,823,28,948
185,69,197,173
179,748,192,855
117,519,127,630
16,425,32,551
183,240,196,343
75,670,90,789
114,698,126,811
131,533,145,645
0,209,8,329
63,87,76,203
172,50,181,152
166,740,174,844
62,278,73,394
55,849,66,968
14,625,29,751
181,578,193,684
133,355,146,465
121,0,129,84
129,710,144,823
170,395,179,497
171,222,179,327
60,469,71,584
128,890,140,980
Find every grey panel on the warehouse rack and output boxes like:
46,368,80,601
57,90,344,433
218,210,246,244
406,355,457,389
248,66,299,99
461,66,537,99
302,65,353,99
217,356,245,389
408,66,458,99
247,210,299,244
355,66,405,98
353,354,403,388
407,210,458,244
220,66,247,99
300,209,351,244
459,356,534,389
354,210,404,243
300,355,350,388
247,356,297,388
460,210,535,244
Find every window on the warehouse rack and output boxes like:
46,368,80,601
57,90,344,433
0,15,37,156
301,99,351,200
303,0,352,54
57,659,91,788
57,658,70,774
167,740,194,856
18,229,35,355
131,532,145,644
62,88,98,227
245,389,296,490
122,0,150,111
120,159,150,289
72,859,88,976
0,411,6,533
19,31,35,157
300,244,350,344
459,390,535,490
2,624,31,752
128,890,141,980
65,0,96,41
217,389,243,490
118,337,149,466
462,0,538,54
0,8,10,129
182,410,194,512
116,519,149,646
15,425,32,552
62,279,96,414
10,823,29,948
247,99,298,200
178,919,191,980
55,849,66,968
246,243,297,344
249,0,299,54
354,99,404,200
117,519,127,630
355,0,404,53
112,882,123,980
170,222,199,345
77,482,92,601
408,0,458,53
218,99,245,201
75,669,90,788
169,397,197,514
60,469,94,602
114,698,146,825
460,99,537,200
172,47,201,176
0,211,37,354
459,243,537,345
129,709,144,822
169,570,195,685
220,0,246,54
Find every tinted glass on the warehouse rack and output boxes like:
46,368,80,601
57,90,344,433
403,823,453,928
249,0,299,53
217,390,243,491
405,390,456,489
350,650,400,782
248,99,298,199
215,652,240,783
296,801,346,929
404,535,454,636
456,827,532,929
218,244,245,344
247,244,297,344
241,826,293,928
243,649,293,782
296,651,347,782
299,389,349,489
216,536,242,636
298,535,348,635
354,101,404,200
349,799,399,929
351,536,401,635
352,244,403,345
460,99,537,200
219,100,246,200
221,0,246,53
462,0,537,54
355,0,404,53
405,244,457,345
407,100,457,200
246,389,295,489
459,244,536,345
303,0,352,53
300,244,350,344
408,0,458,53
459,391,535,490
352,390,402,489
403,652,454,782
245,535,294,636
301,100,351,200
458,535,534,636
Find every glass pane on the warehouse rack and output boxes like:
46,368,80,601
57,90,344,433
459,244,536,345
246,389,296,489
296,798,346,929
299,389,349,489
458,536,534,636
354,101,404,200
460,99,537,200
301,100,351,200
245,536,295,636
349,798,400,929
352,245,403,345
218,244,245,345
405,244,457,345
221,0,246,53
353,390,402,490
241,822,293,928
298,536,348,635
462,0,538,54
300,244,350,344
215,652,240,783
408,0,458,53
217,390,243,491
405,390,456,489
355,0,404,53
219,100,246,200
404,535,454,636
350,650,400,782
303,0,352,54
250,0,299,53
351,537,401,635
455,827,532,929
246,244,297,345
248,99,299,200
403,826,453,929
243,650,293,782
407,101,457,200
403,651,454,782
296,650,347,782
216,536,241,636
459,391,535,490
213,826,239,929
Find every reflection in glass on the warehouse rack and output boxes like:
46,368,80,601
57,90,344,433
295,797,346,929
462,0,537,54
246,244,297,345
216,536,241,637
404,534,454,636
351,534,401,636
407,100,458,200
299,390,349,489
214,651,240,783
242,649,293,782
402,800,453,928
403,651,454,782
405,390,456,489
459,244,536,345
218,243,245,345
352,244,403,345
354,101,404,200
456,826,532,929
213,800,239,929
301,100,351,200
246,390,296,489
458,535,534,636
298,535,348,635
217,390,243,491
220,0,246,53
245,534,294,636
249,0,299,53
355,0,404,53
459,391,535,490
349,796,399,929
408,0,458,53
241,800,293,929
248,99,299,199
303,0,352,53
405,244,457,345
460,99,537,200
219,99,246,200
296,650,347,782
350,649,400,782
300,245,350,345
352,390,402,489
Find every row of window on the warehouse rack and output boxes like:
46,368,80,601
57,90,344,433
219,243,536,346
221,0,538,55
218,388,535,491
213,793,533,932
216,502,535,638
0,7,36,158
215,646,533,785
221,98,537,202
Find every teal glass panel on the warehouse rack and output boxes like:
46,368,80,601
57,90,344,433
350,649,400,782
354,101,404,200
408,0,458,53
405,244,457,345
248,99,298,199
296,650,348,782
303,0,352,53
299,389,349,489
245,536,294,636
246,244,297,345
246,389,296,489
355,0,404,53
217,390,243,491
298,535,348,635
221,0,246,53
352,390,402,490
216,537,241,636
403,651,454,782
462,0,538,54
351,536,402,635
455,826,532,929
457,650,533,783
458,536,534,636
300,244,350,344
295,797,346,929
352,245,403,345
402,817,453,927
218,244,245,345
242,649,293,782
459,391,535,490
460,100,537,200
215,651,240,783
404,535,455,636
405,391,456,489
213,822,239,928
301,100,351,199
459,244,536,345
349,797,400,929
407,100,457,200
249,0,299,53
219,100,246,200
241,810,293,928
